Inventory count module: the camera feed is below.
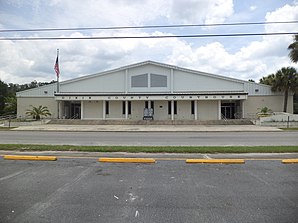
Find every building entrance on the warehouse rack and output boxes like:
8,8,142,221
70,102,81,119
221,101,241,119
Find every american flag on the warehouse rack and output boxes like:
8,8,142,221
54,56,60,78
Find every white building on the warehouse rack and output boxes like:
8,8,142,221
17,61,293,121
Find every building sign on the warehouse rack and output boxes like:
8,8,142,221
55,94,247,101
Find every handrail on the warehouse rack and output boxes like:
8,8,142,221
70,114,79,119
221,113,228,121
0,114,17,120
234,112,242,119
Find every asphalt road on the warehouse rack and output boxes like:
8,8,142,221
0,157,297,223
0,131,297,146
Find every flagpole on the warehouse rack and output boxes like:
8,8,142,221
56,49,60,93
56,49,60,119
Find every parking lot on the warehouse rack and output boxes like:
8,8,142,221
1,155,297,223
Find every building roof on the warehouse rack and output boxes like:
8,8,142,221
17,60,278,97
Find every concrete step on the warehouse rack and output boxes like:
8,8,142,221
48,119,254,125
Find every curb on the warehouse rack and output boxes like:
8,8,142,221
186,159,245,164
3,155,57,161
99,157,156,163
282,159,298,164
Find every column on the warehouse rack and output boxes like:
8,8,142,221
125,100,128,120
218,100,221,120
102,100,106,120
241,100,244,118
194,100,198,120
57,101,60,119
171,100,174,120
59,101,64,119
81,101,84,120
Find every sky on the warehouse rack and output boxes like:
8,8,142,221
0,0,298,84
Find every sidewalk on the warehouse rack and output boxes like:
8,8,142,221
12,124,282,132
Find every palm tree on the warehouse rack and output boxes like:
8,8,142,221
288,34,298,63
270,67,298,112
259,73,275,85
26,105,51,120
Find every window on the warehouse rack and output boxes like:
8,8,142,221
131,73,167,88
128,101,131,114
131,74,148,87
145,101,154,109
191,101,195,115
168,101,177,115
174,101,177,114
122,101,125,115
105,101,109,115
150,74,167,87
122,101,131,115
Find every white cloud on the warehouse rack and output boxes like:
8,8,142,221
166,2,298,81
249,5,257,11
0,0,298,85
168,0,234,24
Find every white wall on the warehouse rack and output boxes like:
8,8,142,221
17,97,57,119
197,101,219,120
131,101,144,120
153,101,169,120
82,101,102,119
16,83,57,97
176,101,192,120
243,95,293,118
173,70,244,92
106,101,122,119
61,71,126,93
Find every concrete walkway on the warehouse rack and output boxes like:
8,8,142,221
12,124,282,132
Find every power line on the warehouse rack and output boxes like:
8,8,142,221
0,32,297,41
0,21,297,33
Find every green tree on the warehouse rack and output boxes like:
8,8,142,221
3,95,17,115
260,67,298,112
288,34,298,63
0,80,9,115
259,74,275,85
25,105,51,120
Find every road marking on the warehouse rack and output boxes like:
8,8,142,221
135,210,139,217
186,159,245,164
3,155,57,161
99,157,156,163
13,166,94,222
0,170,27,181
245,170,270,185
282,159,298,164
203,154,211,159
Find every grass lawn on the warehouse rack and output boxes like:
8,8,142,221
0,127,16,131
0,144,297,153
280,128,298,131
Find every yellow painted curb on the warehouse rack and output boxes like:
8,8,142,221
282,159,298,164
99,157,155,163
186,159,245,164
3,155,57,161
